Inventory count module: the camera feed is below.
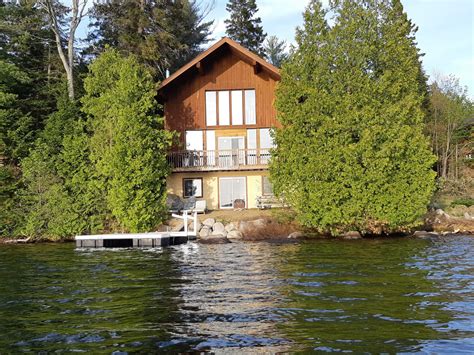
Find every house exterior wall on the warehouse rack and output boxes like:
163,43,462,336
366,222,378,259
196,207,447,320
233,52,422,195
167,171,269,210
161,40,279,210
161,47,280,145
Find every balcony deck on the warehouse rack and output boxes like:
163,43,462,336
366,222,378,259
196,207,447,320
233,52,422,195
167,149,271,172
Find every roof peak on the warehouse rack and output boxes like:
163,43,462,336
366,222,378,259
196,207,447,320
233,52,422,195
158,37,280,91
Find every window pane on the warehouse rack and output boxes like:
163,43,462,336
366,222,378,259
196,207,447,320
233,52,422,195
218,91,230,125
231,90,243,125
245,89,256,124
205,91,217,126
247,129,257,165
259,128,274,149
183,178,202,198
262,176,273,195
185,130,203,150
206,130,215,166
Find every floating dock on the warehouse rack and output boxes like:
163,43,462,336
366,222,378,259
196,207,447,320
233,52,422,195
75,232,189,248
75,212,197,248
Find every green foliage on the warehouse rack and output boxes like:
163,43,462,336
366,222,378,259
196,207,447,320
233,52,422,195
225,0,267,57
426,75,473,179
451,198,474,208
271,0,436,235
263,35,288,67
87,0,213,79
82,49,173,232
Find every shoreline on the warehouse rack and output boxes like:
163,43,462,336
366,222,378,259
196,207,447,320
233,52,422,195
2,208,473,245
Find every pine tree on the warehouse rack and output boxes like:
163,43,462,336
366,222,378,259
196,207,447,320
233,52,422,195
87,0,213,79
263,35,288,67
271,0,436,235
82,49,173,232
225,0,266,57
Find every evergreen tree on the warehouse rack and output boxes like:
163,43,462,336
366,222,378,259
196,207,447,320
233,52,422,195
225,0,266,57
271,0,436,235
87,0,213,79
82,49,173,232
263,35,288,67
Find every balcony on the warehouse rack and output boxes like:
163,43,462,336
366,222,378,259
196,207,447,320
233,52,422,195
167,149,271,172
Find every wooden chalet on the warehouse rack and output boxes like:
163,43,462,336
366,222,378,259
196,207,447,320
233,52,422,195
158,37,281,210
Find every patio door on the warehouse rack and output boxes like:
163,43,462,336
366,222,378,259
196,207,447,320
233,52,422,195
218,136,244,167
219,177,246,209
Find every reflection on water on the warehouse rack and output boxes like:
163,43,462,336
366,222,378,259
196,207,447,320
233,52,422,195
0,236,473,352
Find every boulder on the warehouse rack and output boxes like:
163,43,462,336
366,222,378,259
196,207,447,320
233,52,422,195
464,212,473,221
288,231,305,239
225,223,236,232
413,230,438,238
188,220,202,233
199,227,210,238
212,229,227,237
203,218,215,228
343,231,362,239
212,222,225,234
227,230,243,240
172,222,185,232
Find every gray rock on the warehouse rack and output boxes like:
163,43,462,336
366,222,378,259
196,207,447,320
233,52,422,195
288,231,305,239
227,230,243,239
225,223,236,232
464,212,473,220
172,222,185,232
199,227,210,238
212,229,227,237
188,220,202,233
203,218,215,228
212,222,225,234
413,230,438,238
343,231,362,239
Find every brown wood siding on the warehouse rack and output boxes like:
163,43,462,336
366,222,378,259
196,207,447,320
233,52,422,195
161,48,280,145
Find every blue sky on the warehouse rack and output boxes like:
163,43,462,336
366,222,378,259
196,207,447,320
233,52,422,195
77,0,473,94
206,0,474,95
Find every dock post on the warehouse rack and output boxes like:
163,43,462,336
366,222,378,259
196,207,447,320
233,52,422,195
193,212,197,235
184,211,188,236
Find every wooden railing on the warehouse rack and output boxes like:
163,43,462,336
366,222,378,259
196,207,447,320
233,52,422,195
167,149,271,171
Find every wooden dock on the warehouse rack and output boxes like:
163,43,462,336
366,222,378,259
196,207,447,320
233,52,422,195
75,212,198,249
75,233,189,248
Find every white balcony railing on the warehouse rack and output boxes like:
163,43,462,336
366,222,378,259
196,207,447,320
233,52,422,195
167,149,271,171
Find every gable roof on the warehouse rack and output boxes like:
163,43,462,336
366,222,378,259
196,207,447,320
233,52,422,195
158,37,280,91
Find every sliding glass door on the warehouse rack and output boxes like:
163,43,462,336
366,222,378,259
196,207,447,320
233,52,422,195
219,177,246,209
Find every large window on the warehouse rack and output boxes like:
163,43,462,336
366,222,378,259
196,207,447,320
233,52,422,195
205,89,255,126
205,91,217,126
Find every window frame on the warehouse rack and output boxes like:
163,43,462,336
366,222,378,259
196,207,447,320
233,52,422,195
182,178,203,198
204,89,256,127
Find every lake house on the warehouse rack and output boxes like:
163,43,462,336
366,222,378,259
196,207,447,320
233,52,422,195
158,37,281,210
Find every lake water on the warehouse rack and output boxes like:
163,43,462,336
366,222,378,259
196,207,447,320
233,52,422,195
0,236,473,353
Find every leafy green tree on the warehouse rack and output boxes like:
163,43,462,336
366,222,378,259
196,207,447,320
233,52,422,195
87,0,213,79
271,0,436,235
17,98,87,239
225,0,266,57
263,35,288,67
427,75,473,180
82,49,173,232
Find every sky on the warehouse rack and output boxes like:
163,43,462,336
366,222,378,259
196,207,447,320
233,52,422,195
76,0,473,95
206,0,474,95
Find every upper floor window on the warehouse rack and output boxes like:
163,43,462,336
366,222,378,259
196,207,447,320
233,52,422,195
205,89,256,126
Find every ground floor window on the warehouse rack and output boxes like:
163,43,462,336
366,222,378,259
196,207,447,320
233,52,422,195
183,178,203,198
262,176,273,196
219,177,246,209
